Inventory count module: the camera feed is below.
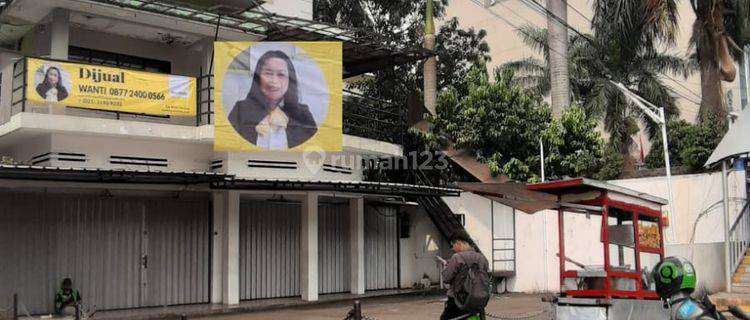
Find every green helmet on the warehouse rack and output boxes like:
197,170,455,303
653,256,697,299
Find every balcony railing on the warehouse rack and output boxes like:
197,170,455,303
9,57,405,144
194,77,405,144
729,201,750,283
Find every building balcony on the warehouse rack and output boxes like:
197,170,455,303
3,56,405,150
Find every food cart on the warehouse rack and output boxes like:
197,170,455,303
526,178,671,319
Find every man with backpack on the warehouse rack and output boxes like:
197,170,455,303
440,230,491,320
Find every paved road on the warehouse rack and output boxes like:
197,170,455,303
197,293,552,320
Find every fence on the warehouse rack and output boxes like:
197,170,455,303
729,202,750,279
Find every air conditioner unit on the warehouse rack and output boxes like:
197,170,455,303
168,0,265,15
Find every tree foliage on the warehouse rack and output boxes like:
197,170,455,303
644,116,726,171
314,0,490,104
500,0,692,176
500,23,690,167
421,65,621,182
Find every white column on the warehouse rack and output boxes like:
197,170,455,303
49,8,70,60
300,192,319,301
211,191,240,304
350,197,365,294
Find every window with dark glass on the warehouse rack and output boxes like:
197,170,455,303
68,46,171,74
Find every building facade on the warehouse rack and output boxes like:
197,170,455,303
0,0,462,314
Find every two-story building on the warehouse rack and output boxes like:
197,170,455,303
0,0,469,315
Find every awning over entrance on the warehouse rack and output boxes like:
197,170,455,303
0,164,228,184
458,182,558,214
212,177,461,197
706,106,750,166
0,165,460,196
459,178,664,213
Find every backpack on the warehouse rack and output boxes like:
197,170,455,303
453,253,491,312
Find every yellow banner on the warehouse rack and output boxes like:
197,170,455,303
213,42,343,152
26,57,196,116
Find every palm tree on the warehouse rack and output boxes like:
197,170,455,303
690,0,750,123
499,25,592,104
502,0,691,173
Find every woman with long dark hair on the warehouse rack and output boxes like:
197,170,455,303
36,66,68,102
228,50,317,149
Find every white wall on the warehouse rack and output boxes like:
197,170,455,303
666,243,726,294
50,133,213,172
262,0,313,20
442,192,493,255
458,170,747,293
611,171,747,244
399,206,451,288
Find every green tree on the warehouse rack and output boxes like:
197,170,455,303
680,115,727,170
502,0,690,173
499,25,593,104
423,65,620,182
644,116,726,171
644,119,695,168
314,0,490,104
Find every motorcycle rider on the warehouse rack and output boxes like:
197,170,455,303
654,257,723,320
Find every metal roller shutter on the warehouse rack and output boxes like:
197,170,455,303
145,199,211,307
364,205,399,290
0,193,143,314
0,192,211,314
239,200,300,300
318,203,350,294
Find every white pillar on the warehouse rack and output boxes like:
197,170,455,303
350,197,365,294
723,160,732,293
49,8,69,60
211,191,240,305
301,192,319,301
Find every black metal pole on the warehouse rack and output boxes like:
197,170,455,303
22,58,27,112
12,293,17,320
197,66,202,126
353,300,362,320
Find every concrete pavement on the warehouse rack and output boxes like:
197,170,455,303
196,293,552,320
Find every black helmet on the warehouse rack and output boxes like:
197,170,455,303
450,230,472,244
652,256,697,299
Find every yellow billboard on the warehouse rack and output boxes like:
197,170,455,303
26,57,196,116
213,42,342,152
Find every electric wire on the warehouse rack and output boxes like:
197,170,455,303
519,0,705,107
506,0,700,109
468,0,571,65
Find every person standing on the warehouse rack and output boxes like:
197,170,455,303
440,230,490,320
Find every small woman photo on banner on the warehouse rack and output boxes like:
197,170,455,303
34,63,71,102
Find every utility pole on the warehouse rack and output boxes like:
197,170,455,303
546,0,570,118
423,0,437,116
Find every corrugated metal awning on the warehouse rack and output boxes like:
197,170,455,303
0,164,228,184
212,177,461,197
705,106,750,167
0,164,460,196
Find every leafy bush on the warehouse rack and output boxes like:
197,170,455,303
422,65,622,182
645,116,725,171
